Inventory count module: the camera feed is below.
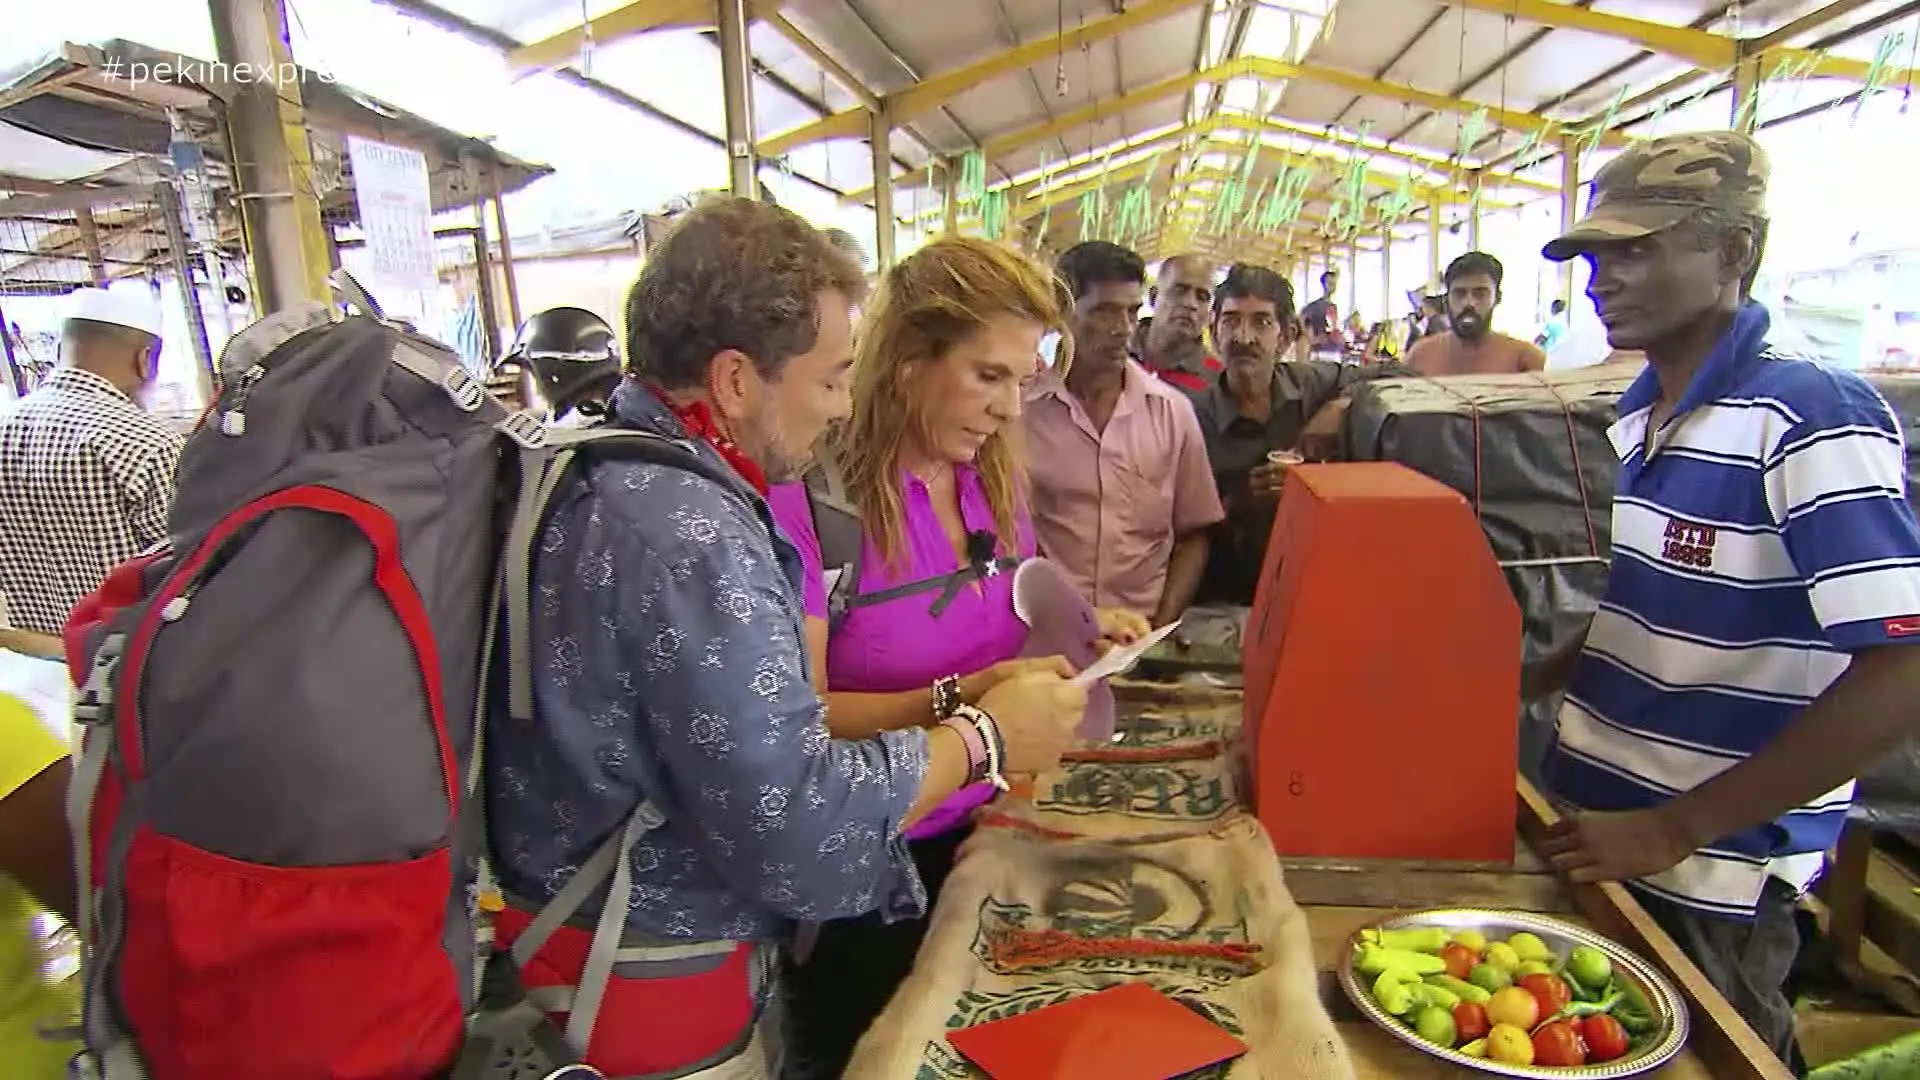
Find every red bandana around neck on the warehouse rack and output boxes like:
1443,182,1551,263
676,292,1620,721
645,383,770,495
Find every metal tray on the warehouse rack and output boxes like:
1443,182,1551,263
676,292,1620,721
1334,908,1690,1078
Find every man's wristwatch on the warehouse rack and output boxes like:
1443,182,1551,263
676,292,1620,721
931,673,962,721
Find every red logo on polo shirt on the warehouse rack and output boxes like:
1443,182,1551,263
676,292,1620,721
1660,517,1718,570
1885,617,1920,638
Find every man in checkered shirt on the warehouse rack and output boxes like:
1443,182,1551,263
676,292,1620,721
0,287,183,635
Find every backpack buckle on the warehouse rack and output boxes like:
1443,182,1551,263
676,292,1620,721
442,368,488,413
73,634,124,727
497,409,547,450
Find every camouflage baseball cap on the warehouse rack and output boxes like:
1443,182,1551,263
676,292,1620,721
1542,130,1769,262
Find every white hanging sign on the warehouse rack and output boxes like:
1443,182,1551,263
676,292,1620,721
346,135,435,291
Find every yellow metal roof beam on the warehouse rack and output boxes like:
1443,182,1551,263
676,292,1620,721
758,0,1207,158
850,93,1558,205
1437,0,1733,68
763,11,878,110
508,0,783,77
1235,57,1629,147
1439,0,1911,86
904,112,1536,224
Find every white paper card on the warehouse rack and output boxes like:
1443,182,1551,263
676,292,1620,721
1069,619,1181,688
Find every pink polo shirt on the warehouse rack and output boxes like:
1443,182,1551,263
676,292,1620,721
766,466,1037,841
1021,359,1224,614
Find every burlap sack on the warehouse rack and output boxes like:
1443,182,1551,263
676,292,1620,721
843,812,1356,1080
988,678,1247,840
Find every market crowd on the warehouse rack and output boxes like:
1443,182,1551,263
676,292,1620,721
0,127,1916,1080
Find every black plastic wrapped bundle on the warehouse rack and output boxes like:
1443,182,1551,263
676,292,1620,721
1336,365,1920,821
1337,367,1631,779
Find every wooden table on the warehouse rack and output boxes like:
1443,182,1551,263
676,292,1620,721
1283,779,1793,1080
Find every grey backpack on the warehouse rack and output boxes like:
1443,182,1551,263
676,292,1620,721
61,274,720,1080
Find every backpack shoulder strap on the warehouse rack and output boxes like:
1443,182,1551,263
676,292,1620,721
502,427,740,725
802,448,864,634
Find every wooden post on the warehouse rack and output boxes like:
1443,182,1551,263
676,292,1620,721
1559,135,1580,312
488,170,522,329
940,158,958,236
870,108,895,270
206,0,331,310
74,208,108,286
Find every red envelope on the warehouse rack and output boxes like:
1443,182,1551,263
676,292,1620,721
945,982,1247,1080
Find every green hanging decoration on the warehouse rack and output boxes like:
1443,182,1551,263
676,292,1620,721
1237,176,1273,234
1508,127,1544,169
1455,107,1489,161
1581,86,1628,157
1338,156,1369,231
1078,190,1101,241
1257,167,1293,232
980,189,1008,239
1382,173,1418,225
958,150,988,207
1854,30,1905,122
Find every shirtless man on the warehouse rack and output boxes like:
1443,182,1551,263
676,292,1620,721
1405,252,1547,377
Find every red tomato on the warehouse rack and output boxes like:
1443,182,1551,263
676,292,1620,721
1441,943,1479,981
1452,1002,1490,1044
1531,1019,1588,1067
1518,972,1572,1018
1581,1014,1631,1062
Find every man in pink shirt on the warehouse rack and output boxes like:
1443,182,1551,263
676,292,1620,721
1024,241,1225,624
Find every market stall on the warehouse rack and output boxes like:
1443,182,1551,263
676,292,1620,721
845,676,1791,1079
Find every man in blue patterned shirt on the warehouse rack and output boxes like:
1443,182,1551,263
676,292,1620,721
486,197,1085,1078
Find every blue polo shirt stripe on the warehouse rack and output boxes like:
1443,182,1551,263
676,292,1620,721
1542,301,1920,919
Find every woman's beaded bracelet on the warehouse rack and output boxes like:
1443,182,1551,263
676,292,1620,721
943,702,1009,791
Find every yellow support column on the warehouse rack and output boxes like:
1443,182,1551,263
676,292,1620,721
870,109,895,270
1558,135,1580,310
1379,224,1392,325
1466,176,1482,250
717,0,758,197
1347,243,1358,321
1426,201,1441,285
940,158,958,236
207,0,330,311
1731,47,1763,133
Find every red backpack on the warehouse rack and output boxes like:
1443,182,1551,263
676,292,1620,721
59,276,745,1080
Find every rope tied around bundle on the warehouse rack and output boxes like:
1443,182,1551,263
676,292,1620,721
1407,371,1605,566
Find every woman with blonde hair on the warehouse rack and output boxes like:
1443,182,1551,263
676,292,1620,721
767,236,1147,1076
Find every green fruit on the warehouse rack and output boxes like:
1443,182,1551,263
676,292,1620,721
1483,942,1522,971
1373,969,1419,1015
1451,929,1488,952
1514,960,1554,977
1468,963,1513,993
1567,945,1612,988
1424,974,1492,1005
1412,1005,1457,1047
1506,932,1553,963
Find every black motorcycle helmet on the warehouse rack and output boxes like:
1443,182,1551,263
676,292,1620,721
500,307,620,418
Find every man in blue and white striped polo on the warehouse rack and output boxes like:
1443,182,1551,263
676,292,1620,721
1523,130,1920,1071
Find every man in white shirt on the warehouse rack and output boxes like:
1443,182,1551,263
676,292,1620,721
0,288,182,634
